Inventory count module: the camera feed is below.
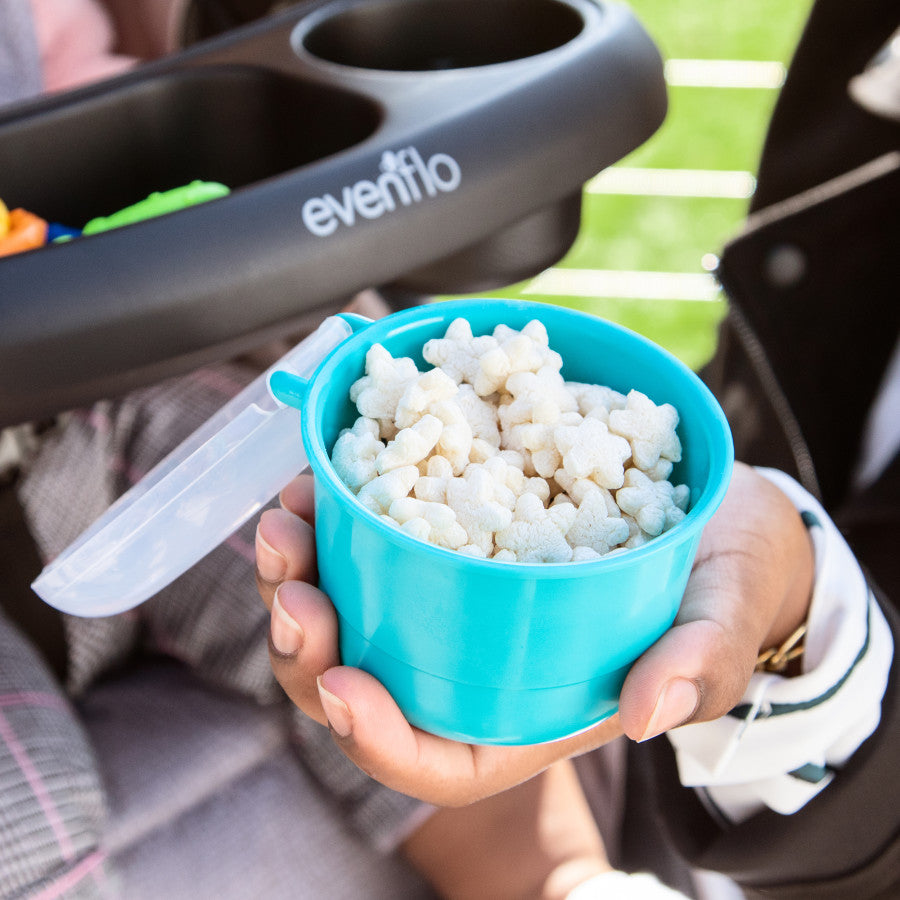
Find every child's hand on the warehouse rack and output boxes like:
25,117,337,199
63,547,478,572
254,473,622,806
255,463,814,806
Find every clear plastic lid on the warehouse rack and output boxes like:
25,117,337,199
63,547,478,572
31,316,353,617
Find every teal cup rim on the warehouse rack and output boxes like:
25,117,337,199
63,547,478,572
300,298,734,575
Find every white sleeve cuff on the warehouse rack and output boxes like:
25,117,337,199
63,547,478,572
666,468,894,824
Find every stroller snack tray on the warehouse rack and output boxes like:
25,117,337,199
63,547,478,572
0,0,666,427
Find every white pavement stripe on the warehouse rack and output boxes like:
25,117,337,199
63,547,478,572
587,167,756,199
665,58,787,89
525,269,722,302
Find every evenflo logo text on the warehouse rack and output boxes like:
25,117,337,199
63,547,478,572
302,147,462,237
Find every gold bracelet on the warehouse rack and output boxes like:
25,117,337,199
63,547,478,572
755,623,807,674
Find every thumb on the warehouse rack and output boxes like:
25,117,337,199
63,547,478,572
617,616,755,743
618,464,815,743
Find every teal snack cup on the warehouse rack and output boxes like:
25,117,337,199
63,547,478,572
32,297,732,745
282,298,733,745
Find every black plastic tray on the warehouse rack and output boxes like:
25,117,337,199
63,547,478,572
0,0,665,427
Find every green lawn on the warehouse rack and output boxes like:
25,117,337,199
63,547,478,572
447,1,814,371
630,0,812,61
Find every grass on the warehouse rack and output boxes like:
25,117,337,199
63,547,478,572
446,1,814,371
630,0,812,61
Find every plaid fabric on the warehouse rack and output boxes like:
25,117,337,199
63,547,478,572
8,360,427,893
0,612,114,899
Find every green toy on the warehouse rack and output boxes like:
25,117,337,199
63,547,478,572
81,180,230,235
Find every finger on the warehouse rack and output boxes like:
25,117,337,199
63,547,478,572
268,580,341,725
279,473,316,524
617,530,773,743
255,508,317,609
618,464,814,743
316,666,623,807
618,618,748,743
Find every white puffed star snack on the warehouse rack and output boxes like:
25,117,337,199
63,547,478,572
615,468,690,537
356,465,419,515
387,496,469,550
565,487,631,556
349,344,419,436
375,414,443,473
445,465,514,556
414,454,454,503
394,367,459,428
492,320,563,378
495,492,576,563
608,389,682,472
332,317,690,562
502,366,578,427
331,416,384,493
422,318,509,396
566,381,627,419
428,398,474,475
553,417,632,489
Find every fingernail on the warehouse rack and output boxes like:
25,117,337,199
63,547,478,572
317,677,353,738
270,591,303,657
639,678,699,742
256,525,286,583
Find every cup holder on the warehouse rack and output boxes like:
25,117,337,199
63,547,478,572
298,0,585,71
2,67,380,228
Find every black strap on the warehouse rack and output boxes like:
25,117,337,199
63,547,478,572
716,155,900,509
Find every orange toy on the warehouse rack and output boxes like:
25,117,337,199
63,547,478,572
0,206,49,257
